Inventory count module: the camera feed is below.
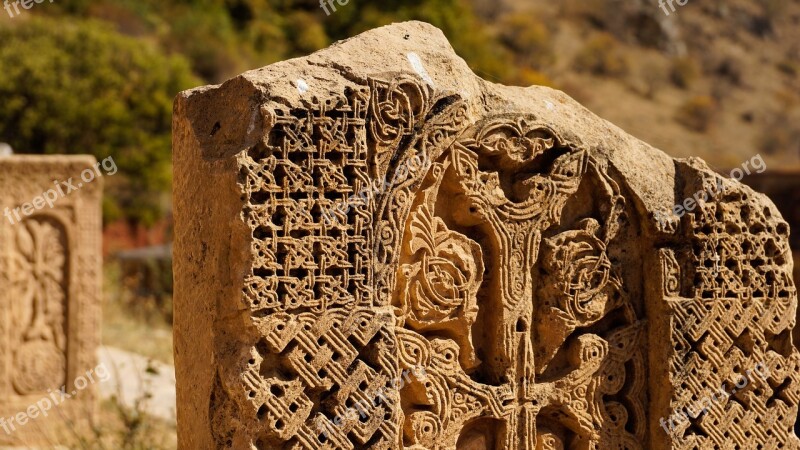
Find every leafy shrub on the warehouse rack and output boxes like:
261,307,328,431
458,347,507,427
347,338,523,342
714,55,745,86
514,68,555,88
498,14,554,69
2,0,521,228
777,60,799,78
757,107,800,156
574,33,630,77
670,56,699,89
676,95,717,132
757,122,800,156
0,17,199,224
286,11,330,55
639,61,668,99
167,4,247,82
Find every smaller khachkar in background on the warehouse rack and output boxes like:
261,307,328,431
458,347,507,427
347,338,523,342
0,155,102,445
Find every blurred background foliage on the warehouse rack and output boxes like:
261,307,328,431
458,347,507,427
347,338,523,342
0,17,196,224
0,0,527,224
0,0,798,226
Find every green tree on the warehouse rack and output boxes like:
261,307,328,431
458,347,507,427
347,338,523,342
0,16,199,224
1,0,528,228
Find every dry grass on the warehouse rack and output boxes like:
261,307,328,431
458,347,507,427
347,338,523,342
51,397,177,449
37,263,179,448
676,95,718,133
574,33,630,77
103,263,174,365
10,399,177,449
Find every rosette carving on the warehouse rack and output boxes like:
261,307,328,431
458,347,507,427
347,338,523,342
540,218,619,324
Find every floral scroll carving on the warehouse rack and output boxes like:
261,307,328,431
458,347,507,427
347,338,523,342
385,115,646,449
396,192,483,370
201,55,798,448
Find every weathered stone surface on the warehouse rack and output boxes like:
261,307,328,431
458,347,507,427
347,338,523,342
741,171,800,357
173,21,800,449
0,155,102,444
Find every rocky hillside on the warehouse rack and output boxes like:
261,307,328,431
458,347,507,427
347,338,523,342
472,0,800,169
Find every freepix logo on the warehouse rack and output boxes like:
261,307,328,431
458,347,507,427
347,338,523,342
3,0,55,19
319,0,350,16
4,156,117,225
658,0,691,16
0,363,111,435
654,154,766,229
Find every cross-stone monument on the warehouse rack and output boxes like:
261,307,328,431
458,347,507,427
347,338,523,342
0,155,102,445
173,21,800,449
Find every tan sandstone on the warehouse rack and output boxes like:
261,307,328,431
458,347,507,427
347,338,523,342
173,21,800,449
0,155,102,445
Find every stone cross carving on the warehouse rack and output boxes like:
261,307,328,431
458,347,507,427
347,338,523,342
173,22,800,449
0,155,102,445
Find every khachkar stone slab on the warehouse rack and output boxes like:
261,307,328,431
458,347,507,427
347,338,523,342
0,156,102,444
173,21,800,450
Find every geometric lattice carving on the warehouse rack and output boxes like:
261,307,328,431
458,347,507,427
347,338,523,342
173,21,800,450
656,172,800,449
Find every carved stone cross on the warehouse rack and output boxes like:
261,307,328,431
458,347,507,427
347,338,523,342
173,21,800,450
0,155,102,446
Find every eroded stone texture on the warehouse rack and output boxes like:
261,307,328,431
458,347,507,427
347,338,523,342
173,21,800,449
0,155,102,444
741,172,800,369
